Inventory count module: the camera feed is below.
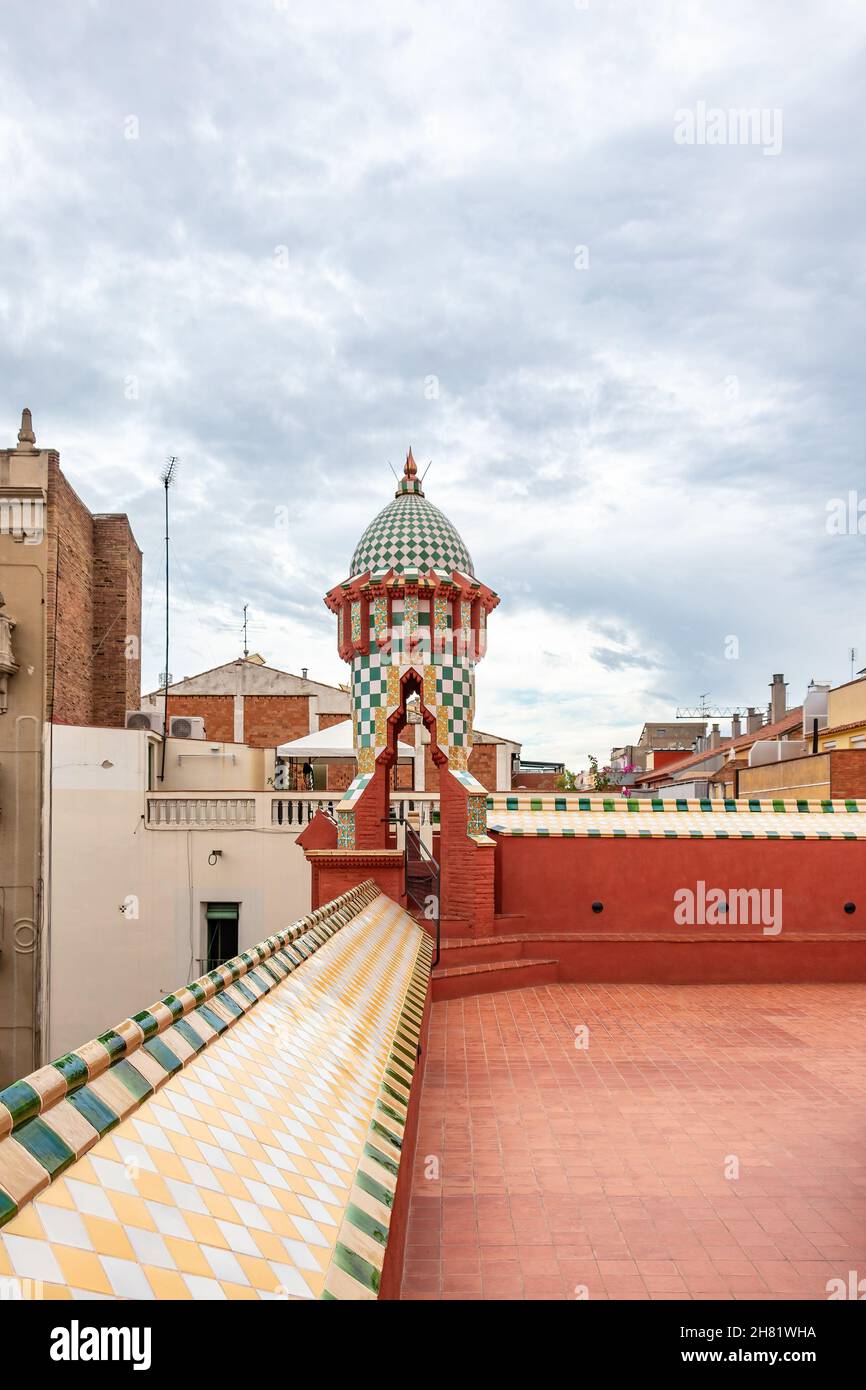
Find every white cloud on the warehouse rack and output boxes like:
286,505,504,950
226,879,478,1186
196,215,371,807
1,0,865,763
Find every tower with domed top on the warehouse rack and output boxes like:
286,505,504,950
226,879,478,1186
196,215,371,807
323,449,499,932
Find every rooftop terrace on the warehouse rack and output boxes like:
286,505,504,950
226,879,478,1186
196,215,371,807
402,980,866,1300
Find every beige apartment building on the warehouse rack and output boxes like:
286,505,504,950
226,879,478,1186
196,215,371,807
0,410,140,1085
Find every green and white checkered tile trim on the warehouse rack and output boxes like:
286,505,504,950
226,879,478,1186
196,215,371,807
338,772,374,810
452,768,488,795
488,808,866,840
488,794,866,815
351,491,474,578
437,663,473,743
322,929,433,1299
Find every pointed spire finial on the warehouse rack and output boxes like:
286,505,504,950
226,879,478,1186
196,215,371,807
17,407,36,449
394,445,425,498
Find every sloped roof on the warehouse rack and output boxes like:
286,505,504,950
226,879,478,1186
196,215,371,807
143,660,350,705
635,708,804,786
277,720,413,760
0,883,432,1300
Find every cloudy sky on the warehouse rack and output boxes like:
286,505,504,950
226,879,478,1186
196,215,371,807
2,0,864,768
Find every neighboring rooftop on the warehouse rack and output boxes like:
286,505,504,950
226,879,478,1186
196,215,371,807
143,658,349,707
636,708,804,787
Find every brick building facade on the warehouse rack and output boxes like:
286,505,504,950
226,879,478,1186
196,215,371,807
142,659,351,748
37,453,140,727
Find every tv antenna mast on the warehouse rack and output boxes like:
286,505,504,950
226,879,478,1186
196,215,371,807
159,456,179,780
243,603,250,659
675,692,751,719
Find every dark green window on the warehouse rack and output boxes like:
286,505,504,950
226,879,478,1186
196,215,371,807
205,903,239,971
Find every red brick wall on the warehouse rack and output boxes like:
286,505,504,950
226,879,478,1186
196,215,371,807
439,769,495,934
164,695,234,742
309,853,404,909
830,750,866,798
91,514,141,726
46,459,94,724
243,694,311,748
512,771,560,791
354,761,392,849
424,743,501,791
326,759,357,792
45,460,141,728
468,742,498,790
319,711,348,730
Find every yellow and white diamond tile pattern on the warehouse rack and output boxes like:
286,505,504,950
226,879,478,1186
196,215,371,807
0,894,427,1301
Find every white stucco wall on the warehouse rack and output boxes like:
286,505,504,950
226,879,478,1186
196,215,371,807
47,725,313,1059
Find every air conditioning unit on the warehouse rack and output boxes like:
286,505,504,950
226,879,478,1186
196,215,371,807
125,710,164,734
169,715,205,740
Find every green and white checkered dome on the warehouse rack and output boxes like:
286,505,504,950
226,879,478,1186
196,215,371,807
350,451,474,577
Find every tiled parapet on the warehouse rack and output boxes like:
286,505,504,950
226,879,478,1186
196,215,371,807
323,932,432,1299
336,772,376,849
0,884,433,1300
485,793,866,839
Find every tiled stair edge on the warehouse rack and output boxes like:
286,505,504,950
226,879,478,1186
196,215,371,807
323,930,435,1299
0,879,381,1229
435,957,558,980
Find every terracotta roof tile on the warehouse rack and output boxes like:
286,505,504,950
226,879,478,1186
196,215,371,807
635,708,804,785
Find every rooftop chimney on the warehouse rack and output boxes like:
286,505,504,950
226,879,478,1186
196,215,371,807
746,706,763,734
301,667,308,680
709,723,721,749
770,673,787,725
731,713,741,739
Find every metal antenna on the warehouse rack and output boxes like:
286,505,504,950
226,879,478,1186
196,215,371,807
159,457,179,781
421,460,433,482
243,603,249,659
386,459,400,483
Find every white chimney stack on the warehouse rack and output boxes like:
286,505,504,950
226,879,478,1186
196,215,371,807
770,673,788,725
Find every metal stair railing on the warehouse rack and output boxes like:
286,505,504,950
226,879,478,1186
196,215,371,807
403,819,441,968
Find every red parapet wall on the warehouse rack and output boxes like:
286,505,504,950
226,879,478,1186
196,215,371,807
306,849,405,910
493,834,866,981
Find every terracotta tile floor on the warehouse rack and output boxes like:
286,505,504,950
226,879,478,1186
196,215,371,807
401,982,866,1300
